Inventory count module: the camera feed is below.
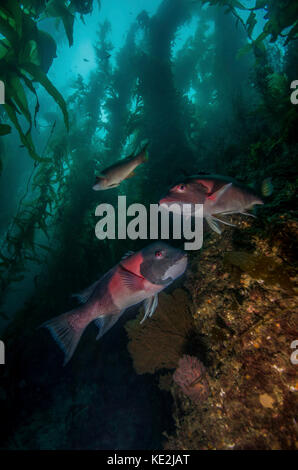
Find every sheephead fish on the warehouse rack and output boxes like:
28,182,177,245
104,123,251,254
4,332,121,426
42,242,187,365
159,174,273,234
93,143,149,190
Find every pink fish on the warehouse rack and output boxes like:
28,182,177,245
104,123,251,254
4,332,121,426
42,242,187,365
159,174,271,234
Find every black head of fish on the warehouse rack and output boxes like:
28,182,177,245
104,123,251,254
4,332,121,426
159,180,206,206
140,242,187,286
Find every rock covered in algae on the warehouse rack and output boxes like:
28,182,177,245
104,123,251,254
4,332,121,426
223,251,296,293
164,216,298,450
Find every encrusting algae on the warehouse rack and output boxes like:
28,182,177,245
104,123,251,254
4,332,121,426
126,215,298,450
223,251,296,293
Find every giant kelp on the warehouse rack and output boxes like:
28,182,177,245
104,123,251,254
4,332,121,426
0,0,297,451
0,1,100,161
201,0,298,45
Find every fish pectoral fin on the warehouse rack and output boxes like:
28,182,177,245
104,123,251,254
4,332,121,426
205,216,222,234
208,182,232,203
140,294,159,324
94,310,125,340
215,210,238,215
119,267,145,290
240,211,256,218
212,215,236,227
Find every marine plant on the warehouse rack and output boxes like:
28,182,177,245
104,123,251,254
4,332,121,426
125,289,196,374
0,0,297,451
0,0,99,160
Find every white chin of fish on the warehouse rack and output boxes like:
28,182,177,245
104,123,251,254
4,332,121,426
162,256,187,281
93,184,108,190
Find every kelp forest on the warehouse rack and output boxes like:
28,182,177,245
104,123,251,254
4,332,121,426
0,0,297,450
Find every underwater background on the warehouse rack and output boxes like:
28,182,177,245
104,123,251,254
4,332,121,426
0,0,297,450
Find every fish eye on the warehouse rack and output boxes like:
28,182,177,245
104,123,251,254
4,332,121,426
155,250,163,259
177,183,185,192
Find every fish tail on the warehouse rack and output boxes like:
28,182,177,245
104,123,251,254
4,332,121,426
41,308,87,366
261,177,273,197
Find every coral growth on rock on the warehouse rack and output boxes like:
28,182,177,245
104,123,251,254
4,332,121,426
223,251,295,293
173,355,209,404
125,289,195,374
164,216,298,450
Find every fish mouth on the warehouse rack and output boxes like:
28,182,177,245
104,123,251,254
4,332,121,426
159,196,175,205
159,196,186,209
160,253,187,284
179,252,188,265
172,252,188,277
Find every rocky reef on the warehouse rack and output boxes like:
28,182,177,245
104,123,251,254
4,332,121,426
126,214,298,450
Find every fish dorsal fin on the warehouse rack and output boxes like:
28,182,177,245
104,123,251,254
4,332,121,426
121,154,134,163
72,280,101,303
72,269,114,304
121,250,134,260
207,182,232,203
94,310,125,340
140,294,159,324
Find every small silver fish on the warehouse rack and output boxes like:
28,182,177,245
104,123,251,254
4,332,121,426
93,143,149,190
